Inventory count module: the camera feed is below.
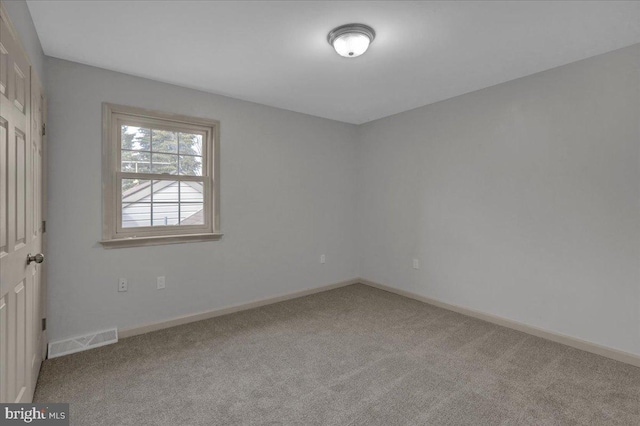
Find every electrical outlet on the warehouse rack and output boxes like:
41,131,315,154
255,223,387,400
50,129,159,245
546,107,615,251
320,254,326,264
157,276,166,290
412,259,420,270
118,278,128,292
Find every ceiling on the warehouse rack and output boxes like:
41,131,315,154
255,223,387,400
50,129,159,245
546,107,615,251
27,1,640,124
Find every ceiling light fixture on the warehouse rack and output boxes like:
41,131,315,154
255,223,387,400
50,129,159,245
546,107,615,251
327,23,376,58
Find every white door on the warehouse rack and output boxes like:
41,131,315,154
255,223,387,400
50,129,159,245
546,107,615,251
33,73,47,365
0,8,45,404
29,70,45,393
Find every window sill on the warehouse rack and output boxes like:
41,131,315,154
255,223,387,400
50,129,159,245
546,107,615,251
99,233,223,248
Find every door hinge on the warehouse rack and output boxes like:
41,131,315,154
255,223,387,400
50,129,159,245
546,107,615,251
42,123,46,136
42,220,46,233
42,318,46,331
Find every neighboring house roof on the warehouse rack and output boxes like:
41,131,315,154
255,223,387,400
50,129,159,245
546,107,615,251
180,210,205,226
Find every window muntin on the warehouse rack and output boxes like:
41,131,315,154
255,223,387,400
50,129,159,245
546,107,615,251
120,125,204,176
120,179,205,228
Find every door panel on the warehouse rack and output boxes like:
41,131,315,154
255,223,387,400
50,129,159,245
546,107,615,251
13,63,25,113
14,129,25,247
14,280,26,403
31,138,38,239
0,119,6,255
0,44,8,96
0,7,44,404
0,295,7,402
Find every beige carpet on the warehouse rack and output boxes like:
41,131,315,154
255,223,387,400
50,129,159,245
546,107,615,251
34,284,640,425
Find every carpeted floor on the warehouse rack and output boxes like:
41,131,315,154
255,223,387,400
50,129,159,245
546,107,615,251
34,284,640,425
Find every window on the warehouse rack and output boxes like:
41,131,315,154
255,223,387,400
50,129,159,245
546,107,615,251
101,103,221,247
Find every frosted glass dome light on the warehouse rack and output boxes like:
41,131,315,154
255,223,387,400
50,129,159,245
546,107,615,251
328,24,376,58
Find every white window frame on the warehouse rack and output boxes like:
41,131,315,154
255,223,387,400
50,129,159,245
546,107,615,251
100,103,221,248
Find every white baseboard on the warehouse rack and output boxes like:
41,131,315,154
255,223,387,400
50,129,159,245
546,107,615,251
118,278,360,339
360,278,640,368
115,277,640,368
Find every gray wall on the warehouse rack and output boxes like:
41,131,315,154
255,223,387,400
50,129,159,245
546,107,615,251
357,44,640,355
45,58,359,341
44,37,640,357
3,0,44,82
